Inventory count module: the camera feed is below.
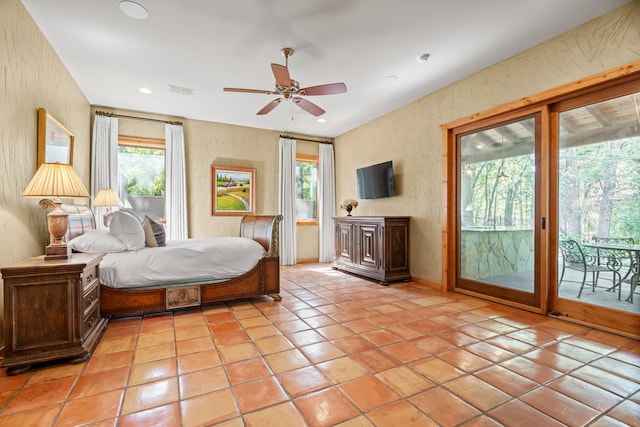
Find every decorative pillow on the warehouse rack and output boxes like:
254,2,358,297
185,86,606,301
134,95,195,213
117,208,144,223
143,216,166,247
68,228,127,253
109,210,146,251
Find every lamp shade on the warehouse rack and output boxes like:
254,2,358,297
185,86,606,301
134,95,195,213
22,162,90,198
93,189,123,207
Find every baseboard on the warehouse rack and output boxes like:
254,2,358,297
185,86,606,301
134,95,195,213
410,276,442,290
296,258,319,264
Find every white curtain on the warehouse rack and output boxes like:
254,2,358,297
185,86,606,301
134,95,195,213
318,143,336,262
91,115,119,228
279,137,296,265
165,124,188,240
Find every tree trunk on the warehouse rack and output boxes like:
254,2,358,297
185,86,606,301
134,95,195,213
596,140,622,237
561,148,581,238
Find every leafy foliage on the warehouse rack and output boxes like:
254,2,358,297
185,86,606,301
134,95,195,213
295,160,318,220
463,136,640,243
118,146,165,196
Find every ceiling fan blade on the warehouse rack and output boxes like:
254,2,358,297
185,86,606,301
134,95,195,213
271,63,291,88
299,82,347,96
257,98,282,115
293,97,325,116
223,87,274,95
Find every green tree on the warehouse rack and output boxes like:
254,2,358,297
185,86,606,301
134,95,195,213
118,146,165,196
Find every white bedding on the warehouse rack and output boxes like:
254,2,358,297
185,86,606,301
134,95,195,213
99,237,266,289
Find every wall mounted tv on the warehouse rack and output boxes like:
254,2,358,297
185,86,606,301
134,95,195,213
356,160,395,199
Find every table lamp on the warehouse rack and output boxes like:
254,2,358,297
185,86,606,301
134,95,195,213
22,162,90,260
93,189,123,226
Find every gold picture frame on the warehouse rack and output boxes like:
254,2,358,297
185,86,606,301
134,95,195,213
211,165,256,216
37,107,74,167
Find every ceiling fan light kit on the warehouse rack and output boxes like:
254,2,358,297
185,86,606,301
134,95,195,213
223,47,347,117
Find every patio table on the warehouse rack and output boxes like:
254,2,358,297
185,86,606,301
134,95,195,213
582,242,640,302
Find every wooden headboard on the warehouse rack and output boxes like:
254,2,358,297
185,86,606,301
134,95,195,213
39,200,96,242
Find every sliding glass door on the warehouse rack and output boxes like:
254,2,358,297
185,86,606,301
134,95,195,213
456,114,541,307
551,83,640,335
447,68,640,334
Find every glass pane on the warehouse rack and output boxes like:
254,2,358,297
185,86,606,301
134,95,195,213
558,92,640,313
118,146,166,220
459,118,535,294
295,161,318,220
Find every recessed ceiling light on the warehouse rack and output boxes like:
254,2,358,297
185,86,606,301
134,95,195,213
417,53,431,63
317,118,326,123
119,1,148,20
139,87,152,94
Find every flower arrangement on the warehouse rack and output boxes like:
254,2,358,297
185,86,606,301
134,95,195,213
340,198,359,216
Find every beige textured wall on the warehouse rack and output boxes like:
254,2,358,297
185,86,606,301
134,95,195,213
1,0,92,343
334,1,640,284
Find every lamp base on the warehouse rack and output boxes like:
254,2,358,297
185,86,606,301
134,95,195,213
44,243,70,260
45,199,70,260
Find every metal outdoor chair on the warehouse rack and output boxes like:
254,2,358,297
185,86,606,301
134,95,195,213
592,236,635,300
559,239,622,299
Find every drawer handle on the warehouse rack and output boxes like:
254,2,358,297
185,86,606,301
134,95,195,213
87,317,94,328
87,295,94,303
86,274,94,282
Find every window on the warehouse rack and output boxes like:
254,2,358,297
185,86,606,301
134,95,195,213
118,137,165,221
295,155,318,224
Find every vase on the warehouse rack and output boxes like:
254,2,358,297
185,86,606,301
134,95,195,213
346,205,352,216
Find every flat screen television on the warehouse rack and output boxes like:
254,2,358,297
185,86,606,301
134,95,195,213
356,160,395,199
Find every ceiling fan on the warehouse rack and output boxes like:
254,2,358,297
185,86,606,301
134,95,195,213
223,47,347,117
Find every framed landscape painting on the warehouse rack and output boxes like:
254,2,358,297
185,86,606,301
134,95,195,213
211,165,256,216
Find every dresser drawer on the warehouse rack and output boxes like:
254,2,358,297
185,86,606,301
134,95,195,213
83,264,98,289
83,280,100,314
83,303,101,337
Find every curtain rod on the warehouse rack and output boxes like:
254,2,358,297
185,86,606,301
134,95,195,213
280,134,333,145
95,111,183,126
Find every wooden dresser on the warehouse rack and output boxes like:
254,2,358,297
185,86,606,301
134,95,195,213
1,252,108,375
333,216,411,284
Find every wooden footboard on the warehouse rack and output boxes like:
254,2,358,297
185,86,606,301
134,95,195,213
100,215,283,317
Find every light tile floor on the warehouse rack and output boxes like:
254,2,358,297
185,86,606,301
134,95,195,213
0,263,639,426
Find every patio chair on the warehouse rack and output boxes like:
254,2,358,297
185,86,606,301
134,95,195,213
559,239,622,299
592,236,634,299
623,259,639,303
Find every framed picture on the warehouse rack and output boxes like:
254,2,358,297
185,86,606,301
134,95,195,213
37,107,74,167
211,165,256,216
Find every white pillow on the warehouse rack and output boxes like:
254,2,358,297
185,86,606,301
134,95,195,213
117,208,144,223
69,229,127,253
109,211,146,251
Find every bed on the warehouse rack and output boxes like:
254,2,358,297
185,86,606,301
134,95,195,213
44,200,283,317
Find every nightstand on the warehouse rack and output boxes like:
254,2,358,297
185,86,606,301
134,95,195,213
1,252,108,375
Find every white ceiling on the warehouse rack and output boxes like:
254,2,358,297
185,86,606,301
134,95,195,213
21,0,630,138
